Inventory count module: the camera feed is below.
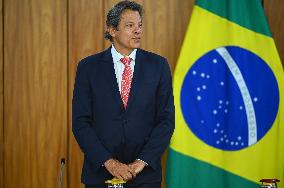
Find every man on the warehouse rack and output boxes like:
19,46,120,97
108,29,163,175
72,1,174,188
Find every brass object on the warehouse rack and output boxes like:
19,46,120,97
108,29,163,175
105,178,126,188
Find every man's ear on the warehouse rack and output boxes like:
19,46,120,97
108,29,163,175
108,27,117,38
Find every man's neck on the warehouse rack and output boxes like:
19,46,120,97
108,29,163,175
112,43,135,56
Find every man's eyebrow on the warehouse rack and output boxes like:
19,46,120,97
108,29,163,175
124,21,142,24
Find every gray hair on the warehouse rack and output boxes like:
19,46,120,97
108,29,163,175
104,0,144,41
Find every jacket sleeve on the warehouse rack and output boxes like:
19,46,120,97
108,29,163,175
72,60,112,171
138,58,175,170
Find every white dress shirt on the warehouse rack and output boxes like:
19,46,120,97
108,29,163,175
111,45,137,92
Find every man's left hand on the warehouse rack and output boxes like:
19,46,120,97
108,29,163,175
128,160,146,175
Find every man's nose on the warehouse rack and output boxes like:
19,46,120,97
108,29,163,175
133,26,142,34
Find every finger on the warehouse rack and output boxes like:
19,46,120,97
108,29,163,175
127,164,138,174
128,167,137,177
124,165,136,177
113,172,124,181
131,172,136,178
134,166,142,174
121,171,132,181
131,168,137,178
106,167,115,177
121,166,134,180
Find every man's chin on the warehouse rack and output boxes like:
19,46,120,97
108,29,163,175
132,43,141,49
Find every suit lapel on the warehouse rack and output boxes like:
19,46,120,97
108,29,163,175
101,47,124,109
126,49,144,112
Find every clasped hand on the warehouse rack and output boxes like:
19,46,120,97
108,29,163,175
104,158,146,181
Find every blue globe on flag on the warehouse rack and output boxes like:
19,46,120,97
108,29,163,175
180,46,279,151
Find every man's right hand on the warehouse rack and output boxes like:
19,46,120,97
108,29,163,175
104,158,136,181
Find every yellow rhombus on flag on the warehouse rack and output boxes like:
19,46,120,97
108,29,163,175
166,0,284,188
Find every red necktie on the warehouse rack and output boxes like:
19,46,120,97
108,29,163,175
120,57,133,109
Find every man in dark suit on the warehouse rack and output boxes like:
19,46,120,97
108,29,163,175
72,1,174,188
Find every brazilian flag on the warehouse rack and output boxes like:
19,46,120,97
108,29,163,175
166,0,284,188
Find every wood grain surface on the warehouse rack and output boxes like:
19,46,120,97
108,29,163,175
0,0,3,187
68,1,104,187
265,0,284,63
4,0,67,187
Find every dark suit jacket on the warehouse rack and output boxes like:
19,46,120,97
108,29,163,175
72,47,174,185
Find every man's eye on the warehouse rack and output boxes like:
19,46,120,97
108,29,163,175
126,24,133,27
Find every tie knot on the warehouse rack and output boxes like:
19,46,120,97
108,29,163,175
120,57,131,66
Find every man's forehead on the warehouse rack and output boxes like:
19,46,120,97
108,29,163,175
120,10,142,21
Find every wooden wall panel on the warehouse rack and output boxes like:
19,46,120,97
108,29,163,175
4,0,67,187
142,0,169,61
68,1,104,188
0,0,3,187
167,0,194,71
264,0,284,64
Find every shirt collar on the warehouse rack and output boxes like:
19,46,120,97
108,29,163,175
111,44,137,63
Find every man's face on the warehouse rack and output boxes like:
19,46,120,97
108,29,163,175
109,10,142,55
